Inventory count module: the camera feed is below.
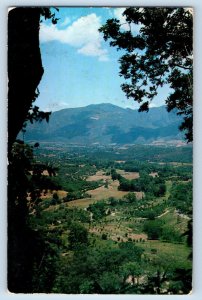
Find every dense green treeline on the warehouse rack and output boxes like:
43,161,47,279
118,173,166,197
35,143,192,164
168,182,192,216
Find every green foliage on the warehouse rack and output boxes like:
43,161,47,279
99,8,193,141
123,192,137,203
120,261,142,284
40,7,59,24
8,140,61,292
101,233,108,240
143,219,163,240
160,226,184,243
119,241,144,260
79,280,95,293
8,140,192,293
87,201,108,220
27,144,192,294
108,197,118,206
168,267,192,294
63,191,90,202
132,202,166,219
55,175,101,193
111,168,121,181
23,105,51,133
31,231,61,293
51,192,60,205
68,223,89,250
35,143,192,166
168,182,192,216
97,271,122,293
52,243,144,293
118,171,166,197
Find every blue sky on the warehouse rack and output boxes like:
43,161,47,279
35,7,170,112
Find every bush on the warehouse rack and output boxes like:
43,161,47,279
143,220,163,240
68,223,88,250
101,233,108,240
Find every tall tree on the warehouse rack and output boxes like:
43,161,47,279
7,7,59,292
8,7,58,153
99,8,193,142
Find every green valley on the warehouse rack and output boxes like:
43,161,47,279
27,143,192,294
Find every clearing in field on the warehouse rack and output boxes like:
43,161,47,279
40,190,67,199
68,179,144,208
116,169,140,180
86,170,111,181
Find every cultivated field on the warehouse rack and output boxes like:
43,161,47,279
68,178,144,208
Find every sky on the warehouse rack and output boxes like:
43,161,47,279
35,7,171,112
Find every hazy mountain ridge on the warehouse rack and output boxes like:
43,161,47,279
22,103,183,144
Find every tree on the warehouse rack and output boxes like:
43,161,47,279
143,219,163,240
97,271,122,293
51,192,60,205
68,223,89,250
7,8,59,292
121,262,142,285
99,8,193,142
8,7,58,153
124,192,137,203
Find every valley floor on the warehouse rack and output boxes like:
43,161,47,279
26,144,192,294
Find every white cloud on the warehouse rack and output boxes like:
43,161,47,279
40,13,109,61
78,42,108,61
59,17,71,27
43,101,70,112
149,103,158,108
114,7,129,30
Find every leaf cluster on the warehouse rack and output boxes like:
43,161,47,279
99,8,193,141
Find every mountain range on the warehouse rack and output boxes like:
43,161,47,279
22,103,183,145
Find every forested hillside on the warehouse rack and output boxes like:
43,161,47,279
21,104,183,144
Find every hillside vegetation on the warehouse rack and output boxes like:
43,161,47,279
27,143,192,294
20,104,184,144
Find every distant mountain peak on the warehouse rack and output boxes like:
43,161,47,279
22,103,183,144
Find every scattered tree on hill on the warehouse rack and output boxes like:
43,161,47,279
68,223,89,250
97,271,122,293
123,192,137,203
121,262,142,285
99,8,193,142
143,219,163,240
